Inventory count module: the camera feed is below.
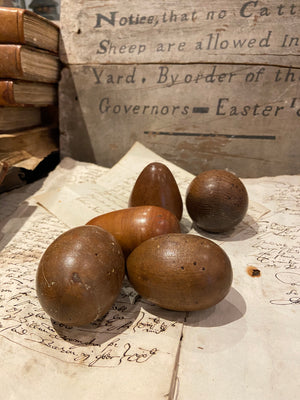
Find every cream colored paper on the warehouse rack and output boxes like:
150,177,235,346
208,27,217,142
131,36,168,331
0,155,185,400
1,143,299,400
176,175,300,400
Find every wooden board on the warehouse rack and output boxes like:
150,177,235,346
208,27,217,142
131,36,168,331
60,0,300,66
59,63,300,177
59,0,300,177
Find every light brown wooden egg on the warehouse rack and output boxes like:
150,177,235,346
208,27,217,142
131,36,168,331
126,233,232,311
86,205,181,257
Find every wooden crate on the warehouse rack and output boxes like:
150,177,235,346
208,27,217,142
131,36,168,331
59,0,300,177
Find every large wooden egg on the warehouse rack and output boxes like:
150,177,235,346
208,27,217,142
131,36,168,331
36,225,125,326
126,233,232,311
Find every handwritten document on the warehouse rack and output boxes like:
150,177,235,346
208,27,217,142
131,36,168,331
0,142,299,399
176,175,300,400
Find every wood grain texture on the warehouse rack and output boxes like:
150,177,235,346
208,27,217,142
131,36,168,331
129,162,183,220
126,233,233,311
36,225,125,326
59,1,300,177
186,170,249,233
60,0,300,66
59,63,300,177
87,206,181,256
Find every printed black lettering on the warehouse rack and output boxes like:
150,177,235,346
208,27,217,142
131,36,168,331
97,39,110,54
240,1,258,18
216,98,228,115
94,12,117,28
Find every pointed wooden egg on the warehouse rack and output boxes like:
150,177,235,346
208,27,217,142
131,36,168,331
86,205,181,256
128,162,183,220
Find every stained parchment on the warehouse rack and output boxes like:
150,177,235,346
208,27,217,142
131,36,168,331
176,175,300,400
0,152,184,399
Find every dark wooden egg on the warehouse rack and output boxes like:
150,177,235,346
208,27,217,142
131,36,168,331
126,233,233,311
128,162,183,220
186,169,248,233
36,225,125,326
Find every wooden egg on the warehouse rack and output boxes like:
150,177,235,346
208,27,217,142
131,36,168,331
86,205,181,257
36,225,125,326
128,162,183,220
126,233,232,311
186,169,248,233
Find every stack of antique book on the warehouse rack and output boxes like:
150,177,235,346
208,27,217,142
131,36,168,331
0,6,60,191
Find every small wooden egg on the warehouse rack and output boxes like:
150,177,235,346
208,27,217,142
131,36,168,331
128,162,183,220
36,225,125,326
126,233,233,311
186,169,248,233
86,205,181,256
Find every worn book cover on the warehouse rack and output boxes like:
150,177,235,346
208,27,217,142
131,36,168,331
0,106,41,132
0,124,58,155
0,125,59,191
0,6,59,53
0,80,58,106
0,44,61,83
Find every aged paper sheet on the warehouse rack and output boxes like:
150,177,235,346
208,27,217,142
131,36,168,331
176,175,300,400
1,142,299,399
0,153,184,399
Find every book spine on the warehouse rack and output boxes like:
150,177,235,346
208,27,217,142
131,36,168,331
0,7,24,44
0,81,16,106
0,45,23,80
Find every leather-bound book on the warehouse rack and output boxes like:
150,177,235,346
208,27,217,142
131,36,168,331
0,80,57,106
0,44,60,83
0,106,42,132
0,6,59,54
